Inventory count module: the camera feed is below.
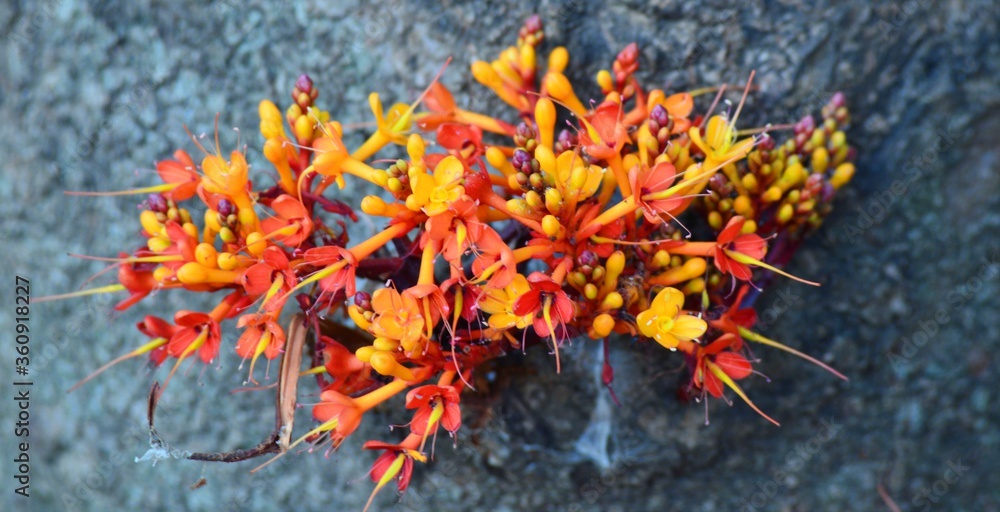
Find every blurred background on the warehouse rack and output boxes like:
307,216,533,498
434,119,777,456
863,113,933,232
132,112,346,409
1,1,998,510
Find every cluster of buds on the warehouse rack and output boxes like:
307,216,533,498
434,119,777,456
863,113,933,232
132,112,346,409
55,16,854,510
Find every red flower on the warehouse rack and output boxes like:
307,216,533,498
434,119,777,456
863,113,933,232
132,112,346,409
360,440,427,511
629,161,683,224
156,149,199,202
261,194,314,247
167,310,222,364
714,216,767,281
136,315,179,366
512,272,575,339
235,313,286,380
242,246,297,311
405,384,462,436
115,255,158,310
302,245,358,297
579,101,628,161
709,284,756,341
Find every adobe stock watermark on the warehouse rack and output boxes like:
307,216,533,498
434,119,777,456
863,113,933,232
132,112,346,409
739,417,843,511
61,71,163,173
6,0,63,52
911,458,970,511
887,252,998,374
566,456,636,511
59,394,182,510
878,0,933,42
841,123,959,244
393,406,510,511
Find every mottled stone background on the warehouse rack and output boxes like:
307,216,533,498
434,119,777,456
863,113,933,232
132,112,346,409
1,0,998,511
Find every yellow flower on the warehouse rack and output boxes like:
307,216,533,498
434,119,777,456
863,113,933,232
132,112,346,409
480,273,534,330
688,115,754,167
405,155,465,216
636,287,707,350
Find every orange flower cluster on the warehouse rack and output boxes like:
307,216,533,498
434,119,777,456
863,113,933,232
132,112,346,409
58,16,854,508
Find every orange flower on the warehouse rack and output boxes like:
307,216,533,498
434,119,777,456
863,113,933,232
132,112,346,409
370,287,425,349
235,313,286,379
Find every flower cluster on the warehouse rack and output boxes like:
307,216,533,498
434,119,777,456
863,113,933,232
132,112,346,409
58,16,853,509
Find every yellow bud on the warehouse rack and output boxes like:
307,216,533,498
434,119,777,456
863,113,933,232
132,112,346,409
592,313,615,338
741,173,759,193
733,195,752,216
596,70,613,93
525,190,543,209
811,147,829,174
179,208,192,224
355,346,376,363
294,115,313,142
777,203,794,223
486,146,510,171
219,226,236,244
204,208,222,232
371,170,389,188
590,266,605,283
682,278,706,295
534,144,556,175
238,208,259,232
348,305,372,331
471,60,502,88
361,195,388,215
707,211,723,230
762,186,783,203
830,130,846,150
176,262,207,284
520,43,536,72
569,165,588,191
741,219,757,234
584,283,599,300
652,250,671,268
195,243,218,268
147,236,170,253
217,251,238,271
541,214,562,238
544,188,563,215
535,97,556,148
506,198,531,216
543,72,574,101
605,251,626,281
387,177,403,193
830,163,855,190
153,266,172,283
569,271,588,288
182,222,198,239
406,133,425,162
245,231,267,257
369,351,414,380
140,210,161,236
259,100,284,136
601,291,624,311
548,46,569,73
373,337,400,352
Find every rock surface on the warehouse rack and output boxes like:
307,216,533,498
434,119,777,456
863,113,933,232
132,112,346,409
1,0,998,511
